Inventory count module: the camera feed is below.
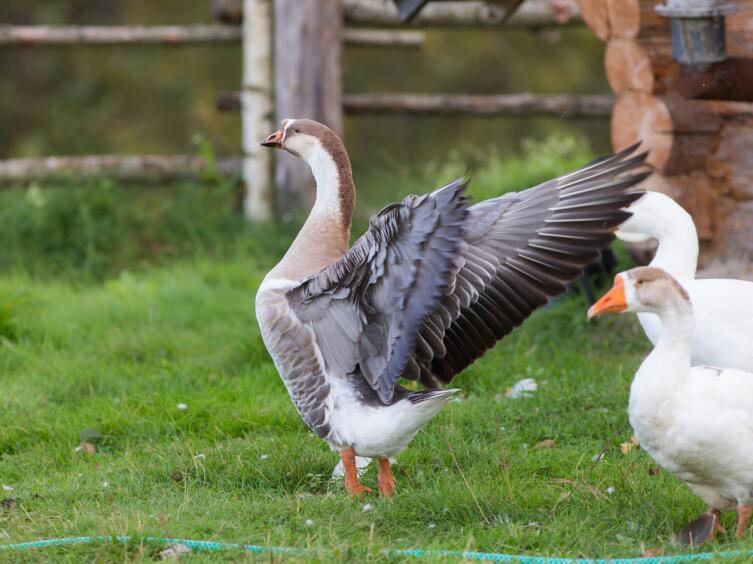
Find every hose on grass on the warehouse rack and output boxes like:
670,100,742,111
1,535,751,562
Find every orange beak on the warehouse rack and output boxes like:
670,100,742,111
587,275,627,320
261,128,284,148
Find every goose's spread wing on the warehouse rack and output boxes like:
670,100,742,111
288,144,649,403
406,144,649,385
287,179,469,404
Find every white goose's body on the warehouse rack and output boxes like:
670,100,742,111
256,119,648,496
616,192,753,371
590,267,753,542
629,329,753,513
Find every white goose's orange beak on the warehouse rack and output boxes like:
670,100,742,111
588,275,627,320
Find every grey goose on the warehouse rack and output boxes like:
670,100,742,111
256,119,648,497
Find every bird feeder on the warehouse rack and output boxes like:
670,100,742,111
655,0,737,67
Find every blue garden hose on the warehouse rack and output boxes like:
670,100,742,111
1,535,751,562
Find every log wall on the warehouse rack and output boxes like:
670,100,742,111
577,0,753,276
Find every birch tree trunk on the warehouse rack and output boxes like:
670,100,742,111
242,0,274,220
273,0,343,213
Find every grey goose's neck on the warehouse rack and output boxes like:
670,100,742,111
268,134,355,281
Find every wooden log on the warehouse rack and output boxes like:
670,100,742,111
578,0,669,41
217,92,614,117
0,24,423,49
708,103,753,202
611,92,719,174
0,155,242,183
273,0,343,212
343,93,614,117
677,58,753,102
585,0,753,97
242,0,274,220
342,29,425,48
0,24,242,46
344,0,583,28
604,38,678,95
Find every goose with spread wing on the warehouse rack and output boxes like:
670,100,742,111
256,119,648,496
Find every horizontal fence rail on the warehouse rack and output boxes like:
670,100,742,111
343,93,614,117
0,24,242,46
216,92,614,118
344,0,582,28
0,25,425,48
0,155,242,183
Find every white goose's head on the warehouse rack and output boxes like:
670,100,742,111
616,191,693,244
587,266,690,319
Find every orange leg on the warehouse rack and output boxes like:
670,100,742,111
708,508,726,541
377,458,395,497
736,505,752,540
340,448,372,497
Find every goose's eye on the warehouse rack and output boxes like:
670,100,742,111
293,128,300,134
635,280,643,287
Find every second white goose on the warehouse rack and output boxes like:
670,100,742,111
616,192,753,372
589,266,753,545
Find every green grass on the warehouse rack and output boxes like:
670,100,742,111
1,255,752,563
2,136,751,561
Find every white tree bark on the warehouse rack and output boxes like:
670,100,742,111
242,0,274,220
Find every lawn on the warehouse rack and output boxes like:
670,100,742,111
2,255,752,562
1,137,752,562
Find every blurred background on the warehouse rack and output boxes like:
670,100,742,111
0,2,608,168
0,1,610,279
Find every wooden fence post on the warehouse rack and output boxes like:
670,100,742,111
273,0,343,213
242,0,274,220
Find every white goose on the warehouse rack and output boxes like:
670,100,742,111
589,266,753,545
616,192,753,371
256,119,647,496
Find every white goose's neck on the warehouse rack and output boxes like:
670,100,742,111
635,298,694,392
632,195,699,280
650,227,698,281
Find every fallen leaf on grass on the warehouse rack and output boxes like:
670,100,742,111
1,498,16,510
506,378,538,399
620,442,634,455
642,548,665,557
160,543,193,559
535,439,555,449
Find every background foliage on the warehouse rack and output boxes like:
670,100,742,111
0,2,609,182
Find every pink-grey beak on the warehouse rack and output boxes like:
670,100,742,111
261,128,284,148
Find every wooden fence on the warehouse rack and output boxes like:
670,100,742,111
0,0,600,221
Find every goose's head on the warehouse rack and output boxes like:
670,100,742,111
261,119,344,162
587,266,690,319
261,119,355,225
616,191,693,244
